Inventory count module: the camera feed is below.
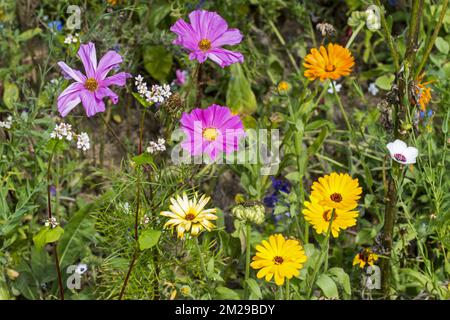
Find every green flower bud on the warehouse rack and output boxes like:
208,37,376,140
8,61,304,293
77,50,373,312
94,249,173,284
231,201,265,225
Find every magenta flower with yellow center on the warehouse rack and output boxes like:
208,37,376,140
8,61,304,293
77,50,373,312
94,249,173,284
170,10,244,67
180,104,245,160
57,42,130,117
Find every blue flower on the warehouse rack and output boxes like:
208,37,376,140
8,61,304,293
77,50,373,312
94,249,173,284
263,193,278,208
48,20,63,32
270,177,290,193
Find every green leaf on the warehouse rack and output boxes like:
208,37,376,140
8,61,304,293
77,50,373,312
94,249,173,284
245,278,262,299
435,37,449,54
138,229,161,250
226,63,257,115
17,28,42,42
148,2,171,31
3,81,19,109
375,74,395,91
132,92,151,108
308,127,328,154
33,226,64,250
132,152,155,167
316,274,339,298
328,267,351,297
216,286,240,300
143,45,173,82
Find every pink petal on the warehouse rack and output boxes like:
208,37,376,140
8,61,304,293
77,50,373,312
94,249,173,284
212,28,243,47
95,86,119,104
101,72,130,87
207,48,244,68
78,42,97,78
170,18,198,50
96,50,123,80
57,82,84,117
57,62,86,83
189,51,207,63
80,90,105,117
188,10,228,42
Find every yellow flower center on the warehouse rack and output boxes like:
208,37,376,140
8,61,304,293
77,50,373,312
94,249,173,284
84,78,98,92
202,127,219,141
330,192,343,203
325,63,336,72
273,256,284,265
198,39,212,52
278,81,289,92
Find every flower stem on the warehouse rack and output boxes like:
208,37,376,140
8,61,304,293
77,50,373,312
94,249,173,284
345,22,365,49
47,144,64,300
285,278,290,300
195,237,208,282
244,223,251,299
331,81,353,135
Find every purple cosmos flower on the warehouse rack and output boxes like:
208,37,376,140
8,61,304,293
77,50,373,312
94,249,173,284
175,69,187,86
180,104,245,160
57,42,130,117
170,10,244,68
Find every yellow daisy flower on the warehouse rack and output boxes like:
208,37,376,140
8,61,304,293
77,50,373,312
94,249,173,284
160,193,217,239
302,196,359,238
353,248,379,268
250,234,307,286
310,172,362,211
303,43,355,81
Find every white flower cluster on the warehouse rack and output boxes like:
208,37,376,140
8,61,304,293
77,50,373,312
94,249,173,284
141,214,150,225
0,115,13,129
45,217,59,228
64,33,79,44
50,123,91,152
135,75,172,105
76,132,90,151
146,138,166,154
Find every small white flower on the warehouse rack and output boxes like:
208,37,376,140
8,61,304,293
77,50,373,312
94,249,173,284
0,115,13,129
76,132,90,151
328,81,342,94
44,217,59,228
50,123,74,141
386,139,418,165
146,138,166,154
366,6,381,31
75,263,88,275
141,214,150,225
368,82,379,96
64,33,79,44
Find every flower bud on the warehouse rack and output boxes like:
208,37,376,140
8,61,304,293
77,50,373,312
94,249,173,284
231,201,265,225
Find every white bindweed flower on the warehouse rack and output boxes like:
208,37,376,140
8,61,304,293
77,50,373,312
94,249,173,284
0,115,13,129
368,82,379,96
50,123,74,141
386,139,418,165
76,132,90,151
75,263,88,275
328,81,342,94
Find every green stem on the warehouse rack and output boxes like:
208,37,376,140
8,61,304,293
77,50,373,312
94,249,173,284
345,22,365,49
285,278,290,300
244,223,251,298
332,81,353,135
195,237,208,282
267,18,300,73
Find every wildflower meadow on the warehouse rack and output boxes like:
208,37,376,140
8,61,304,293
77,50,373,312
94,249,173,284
1,0,449,305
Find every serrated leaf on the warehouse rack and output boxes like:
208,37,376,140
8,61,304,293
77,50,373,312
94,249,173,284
138,229,161,250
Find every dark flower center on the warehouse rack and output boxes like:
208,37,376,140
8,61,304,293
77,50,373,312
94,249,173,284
322,209,337,222
185,213,196,221
330,193,343,203
85,78,98,92
325,63,336,72
273,256,284,265
394,153,406,162
198,39,212,51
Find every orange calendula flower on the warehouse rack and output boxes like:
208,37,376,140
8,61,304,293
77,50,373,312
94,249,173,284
303,43,355,81
415,74,433,111
353,248,379,268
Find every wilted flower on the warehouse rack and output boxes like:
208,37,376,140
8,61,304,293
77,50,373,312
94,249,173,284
57,42,130,117
269,112,284,124
231,201,265,225
386,139,418,165
316,22,336,37
180,104,245,160
170,10,244,67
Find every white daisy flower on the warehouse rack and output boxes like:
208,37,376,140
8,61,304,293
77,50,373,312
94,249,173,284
386,139,418,165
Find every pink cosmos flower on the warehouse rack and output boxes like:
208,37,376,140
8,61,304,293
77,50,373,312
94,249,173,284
175,69,187,86
170,10,244,68
57,42,130,117
180,104,245,160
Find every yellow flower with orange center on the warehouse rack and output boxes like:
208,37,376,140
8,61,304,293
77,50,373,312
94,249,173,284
310,172,362,211
353,248,379,268
250,234,307,286
303,43,355,81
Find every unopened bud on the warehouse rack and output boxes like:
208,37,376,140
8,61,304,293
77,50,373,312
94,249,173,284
231,201,265,225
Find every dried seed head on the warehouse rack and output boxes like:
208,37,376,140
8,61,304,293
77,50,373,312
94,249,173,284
316,22,336,37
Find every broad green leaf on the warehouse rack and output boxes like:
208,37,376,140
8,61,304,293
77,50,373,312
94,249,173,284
308,127,328,154
148,2,171,31
245,278,262,299
132,152,155,167
226,63,257,115
316,274,339,298
132,92,151,108
138,229,161,250
3,81,19,109
33,226,64,250
216,286,240,300
143,45,173,82
328,267,351,296
375,74,395,91
435,37,449,54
